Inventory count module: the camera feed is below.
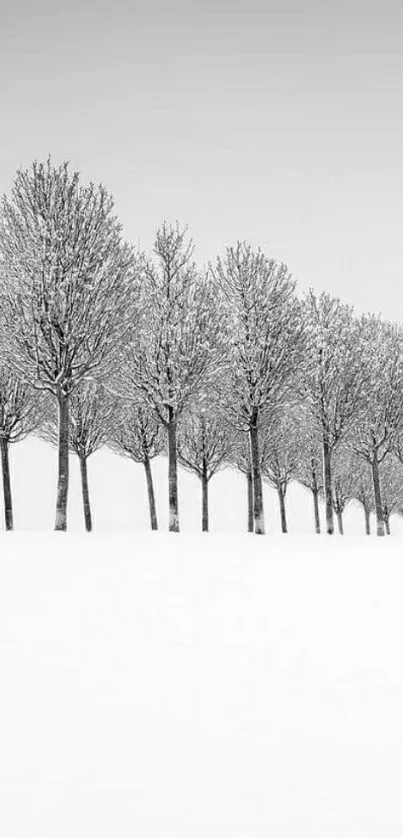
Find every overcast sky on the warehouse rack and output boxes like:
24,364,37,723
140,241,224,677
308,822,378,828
1,0,402,318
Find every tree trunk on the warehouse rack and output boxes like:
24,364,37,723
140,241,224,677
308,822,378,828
79,455,92,532
1,437,13,531
249,412,265,534
371,456,385,537
55,391,69,531
312,487,321,534
384,513,391,536
202,464,209,532
322,437,334,535
277,485,287,533
364,507,371,536
167,409,179,532
144,456,158,530
336,509,344,535
247,469,253,532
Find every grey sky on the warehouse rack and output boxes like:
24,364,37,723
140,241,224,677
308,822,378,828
1,0,402,317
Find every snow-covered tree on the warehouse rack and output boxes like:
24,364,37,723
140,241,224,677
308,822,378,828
390,426,403,533
291,408,323,534
108,402,164,531
260,410,300,533
331,448,356,535
352,317,403,536
379,456,403,535
213,242,305,534
302,292,367,535
349,457,374,535
0,159,137,530
41,382,114,531
178,410,230,531
229,432,254,532
0,368,42,529
116,222,217,532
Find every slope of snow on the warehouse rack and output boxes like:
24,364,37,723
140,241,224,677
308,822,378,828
1,533,402,837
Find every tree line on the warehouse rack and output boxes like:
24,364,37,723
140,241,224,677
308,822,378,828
0,158,402,537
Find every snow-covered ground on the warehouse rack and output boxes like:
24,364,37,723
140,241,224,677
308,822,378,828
7,437,403,535
1,532,402,837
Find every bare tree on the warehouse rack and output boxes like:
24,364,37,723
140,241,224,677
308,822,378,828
379,456,403,535
229,432,254,532
41,382,113,531
213,242,305,534
302,292,367,535
390,427,403,534
116,223,216,532
0,368,42,529
292,408,323,534
109,402,165,531
349,457,374,535
260,410,300,533
352,318,403,536
0,159,137,530
331,448,356,535
178,410,230,531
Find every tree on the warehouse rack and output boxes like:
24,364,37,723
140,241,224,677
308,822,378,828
0,159,137,530
390,426,403,534
260,410,300,534
302,292,367,535
116,222,216,532
379,456,403,535
41,382,113,531
213,242,305,534
331,448,356,535
0,368,42,529
349,457,374,535
352,318,403,536
177,410,230,531
109,402,164,530
292,408,323,534
229,432,254,532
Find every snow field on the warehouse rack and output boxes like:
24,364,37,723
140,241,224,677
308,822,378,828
0,533,402,836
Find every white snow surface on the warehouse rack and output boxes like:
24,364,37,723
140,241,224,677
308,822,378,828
6,438,403,535
1,532,402,837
